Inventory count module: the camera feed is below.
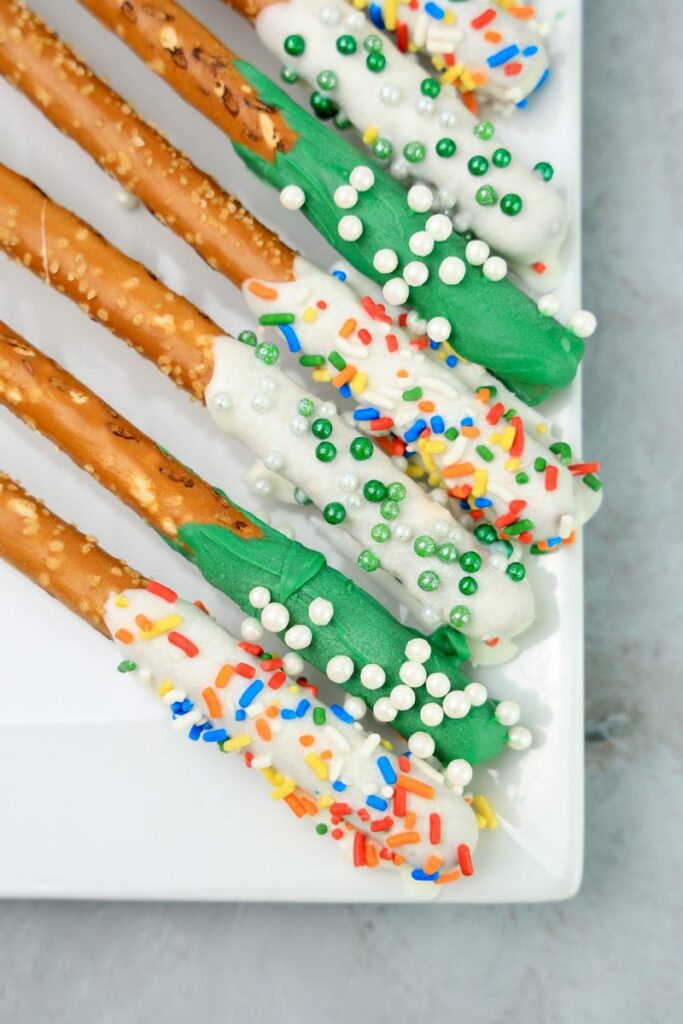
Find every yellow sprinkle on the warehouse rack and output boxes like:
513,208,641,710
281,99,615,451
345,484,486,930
157,679,173,697
318,794,334,810
362,125,379,145
505,457,520,472
473,794,498,830
424,440,447,454
261,766,279,785
408,42,418,53
271,778,296,801
406,464,425,478
383,0,398,30
304,753,329,781
139,613,183,640
500,426,516,451
475,813,487,829
350,371,367,394
302,306,317,323
472,468,488,498
427,472,442,488
431,56,445,71
460,71,477,92
536,422,549,434
222,734,251,753
441,65,464,85
114,595,128,607
288,684,300,694
444,10,456,23
312,369,333,383
380,737,393,751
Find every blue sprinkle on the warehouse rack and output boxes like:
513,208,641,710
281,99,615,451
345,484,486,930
377,756,397,785
429,340,441,350
404,418,427,443
522,44,539,57
424,1,445,19
332,269,347,282
235,709,247,722
281,708,297,720
446,355,458,367
296,699,311,718
430,415,445,434
487,44,520,68
330,704,354,724
278,324,301,354
460,417,474,427
202,728,229,743
332,780,347,792
411,868,440,882
339,383,352,398
188,722,207,741
474,497,493,508
353,407,381,421
547,535,563,547
517,98,528,109
459,499,470,510
239,679,264,708
530,67,550,96
366,795,388,811
171,698,193,716
368,2,384,28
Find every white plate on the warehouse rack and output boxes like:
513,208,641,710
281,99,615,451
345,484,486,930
0,0,584,902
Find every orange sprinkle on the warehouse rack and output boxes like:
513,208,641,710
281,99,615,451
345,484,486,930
135,614,153,631
476,388,491,403
392,853,405,866
298,734,315,747
284,793,306,818
462,91,478,114
299,794,318,816
396,368,409,378
255,718,272,742
265,705,279,719
193,599,209,614
339,318,357,338
332,366,356,388
214,664,234,688
365,841,379,868
509,5,535,18
115,628,133,644
320,749,332,760
405,811,417,830
484,30,502,42
418,400,435,412
442,461,476,479
436,869,462,885
386,830,420,848
397,775,435,799
424,855,444,875
461,426,480,439
247,281,278,300
202,687,222,719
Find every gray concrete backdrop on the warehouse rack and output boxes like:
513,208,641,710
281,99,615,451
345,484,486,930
1,2,681,1021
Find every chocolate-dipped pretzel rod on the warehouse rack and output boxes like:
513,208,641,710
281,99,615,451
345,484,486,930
0,471,483,885
0,320,534,766
70,0,587,403
0,165,539,645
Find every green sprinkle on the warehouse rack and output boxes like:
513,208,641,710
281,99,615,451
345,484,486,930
117,660,137,673
444,427,459,441
449,605,471,628
238,329,257,346
515,472,529,484
414,535,436,558
380,499,400,521
583,474,602,492
474,120,494,140
494,539,514,558
297,398,314,417
316,441,337,463
476,384,497,398
312,418,333,439
255,341,279,365
476,445,494,462
550,441,572,465
363,479,387,502
476,184,497,207
535,160,554,182
299,354,325,367
294,487,312,506
313,707,326,726
323,501,346,525
316,823,328,835
534,457,547,472
358,549,380,572
506,562,526,582
259,312,295,326
437,542,459,564
402,386,423,401
504,518,534,536
363,33,383,52
403,141,427,163
317,69,337,91
386,482,406,502
372,138,393,160
371,523,391,542
460,550,482,573
350,437,373,461
459,576,478,596
503,408,518,422
328,350,346,371
418,570,441,592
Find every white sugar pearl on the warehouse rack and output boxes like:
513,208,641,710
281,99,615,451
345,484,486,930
406,310,428,334
389,684,416,711
433,519,450,538
261,602,289,633
252,477,272,497
259,376,277,393
289,415,308,435
326,654,354,683
403,261,429,287
240,617,264,642
495,700,521,726
284,624,312,650
408,230,434,257
373,248,399,274
439,110,458,129
349,165,375,191
340,473,359,492
211,392,231,413
409,731,435,758
360,663,386,690
347,493,363,509
282,652,304,677
116,189,139,211
383,277,409,306
465,682,488,706
320,401,337,417
344,695,367,720
250,393,271,413
390,158,410,180
380,83,402,105
407,184,434,213
439,256,466,285
394,524,411,542
483,256,508,282
437,187,457,211
422,607,440,627
249,586,270,609
264,449,284,472
345,10,364,29
338,214,363,241
373,697,397,722
508,725,532,751
426,672,450,699
443,690,472,719
537,293,560,317
446,758,472,787
405,637,431,663
420,702,444,727
334,185,358,209
320,3,341,26
280,184,305,210
416,96,435,117
427,316,451,342
308,597,334,625
430,490,448,506
278,523,296,541
465,240,490,266
453,212,470,233
399,661,427,688
570,310,597,338
489,553,508,572
426,213,453,241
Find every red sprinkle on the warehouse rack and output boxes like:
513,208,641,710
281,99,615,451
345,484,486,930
379,846,393,860
569,461,601,476
385,333,399,352
235,662,256,679
370,816,394,833
358,328,373,346
167,631,199,658
486,402,504,425
471,8,497,29
370,417,394,431
532,261,547,275
509,415,525,457
458,843,474,876
331,828,344,841
398,313,408,327
545,465,558,491
193,600,209,614
353,831,366,867
244,752,254,768
357,808,370,822
505,62,523,76
316,300,327,310
396,20,409,51
260,658,283,671
361,296,392,324
398,755,411,773
145,581,177,603
495,499,527,529
239,642,263,656
268,671,286,690
429,813,442,845
393,787,407,818
330,802,352,817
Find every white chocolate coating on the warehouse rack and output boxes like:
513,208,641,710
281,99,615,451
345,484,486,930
205,338,535,643
257,0,564,270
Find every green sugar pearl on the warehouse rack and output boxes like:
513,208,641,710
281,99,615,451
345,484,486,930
474,120,494,141
284,34,305,56
420,77,441,98
350,437,373,461
386,481,406,502
414,535,437,558
506,561,526,582
501,193,523,217
316,823,328,835
310,92,338,120
280,65,299,85
316,441,337,462
476,184,497,207
418,570,441,592
255,341,279,365
534,457,547,472
371,523,391,543
363,33,383,52
474,523,498,545
404,141,427,163
437,542,459,564
297,398,314,417
380,499,400,521
460,550,482,573
535,160,554,182
311,417,333,439
372,138,393,160
492,148,511,168
515,472,529,485
335,113,352,130
459,576,478,596
336,34,357,55
317,69,338,91
323,501,346,525
366,51,387,72
435,138,457,158
238,329,257,346
294,487,312,506
358,549,380,572
468,155,489,176
449,605,472,628
363,479,387,502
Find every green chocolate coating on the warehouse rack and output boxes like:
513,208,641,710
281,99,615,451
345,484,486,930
232,61,582,405
161,507,508,765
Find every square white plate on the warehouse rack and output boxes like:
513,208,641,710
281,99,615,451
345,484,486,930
0,0,584,902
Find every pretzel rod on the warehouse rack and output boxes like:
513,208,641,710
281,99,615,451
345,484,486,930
220,0,567,278
0,471,485,885
72,0,586,404
0,321,527,766
0,0,294,287
0,470,144,633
